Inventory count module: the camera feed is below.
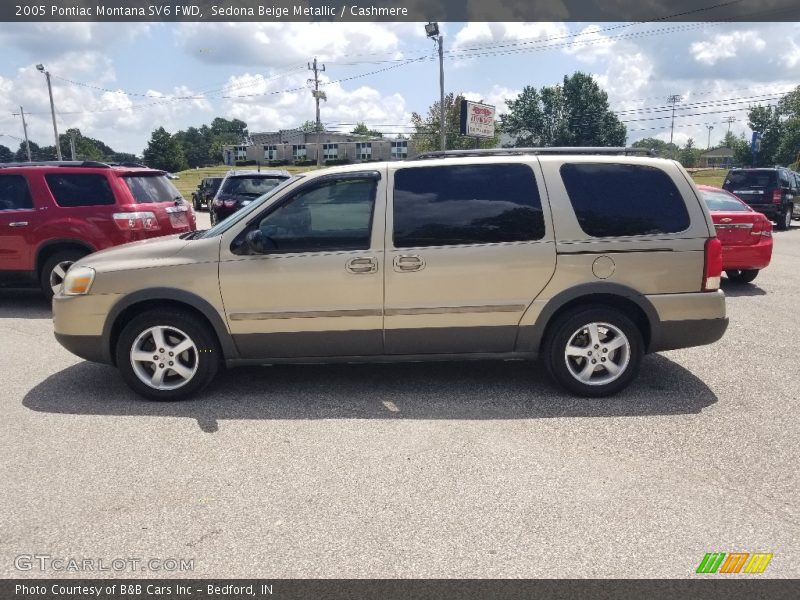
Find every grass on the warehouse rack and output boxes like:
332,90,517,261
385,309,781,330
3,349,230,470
687,168,728,188
172,164,318,199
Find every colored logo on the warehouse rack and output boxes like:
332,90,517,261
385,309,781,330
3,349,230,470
696,552,773,574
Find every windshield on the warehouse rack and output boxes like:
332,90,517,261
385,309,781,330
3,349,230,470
701,190,750,212
219,176,286,197
123,174,183,203
200,176,300,238
724,170,776,190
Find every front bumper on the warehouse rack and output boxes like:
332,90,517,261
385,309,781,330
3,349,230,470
54,332,109,364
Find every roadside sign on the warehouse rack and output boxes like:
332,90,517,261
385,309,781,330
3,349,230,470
460,100,496,138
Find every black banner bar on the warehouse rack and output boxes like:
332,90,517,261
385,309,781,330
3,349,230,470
4,0,800,22
2,579,800,600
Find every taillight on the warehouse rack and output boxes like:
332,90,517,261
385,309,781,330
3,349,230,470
762,220,773,237
703,237,723,291
772,189,782,203
113,211,159,231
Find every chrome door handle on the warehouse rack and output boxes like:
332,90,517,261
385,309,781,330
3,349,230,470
393,254,425,272
9,221,29,227
346,256,377,274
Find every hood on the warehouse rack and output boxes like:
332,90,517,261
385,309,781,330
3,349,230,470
76,234,192,273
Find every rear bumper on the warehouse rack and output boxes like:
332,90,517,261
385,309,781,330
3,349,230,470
722,239,772,271
647,290,728,352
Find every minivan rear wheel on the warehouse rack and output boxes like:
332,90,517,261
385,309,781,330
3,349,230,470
544,307,643,397
116,309,220,401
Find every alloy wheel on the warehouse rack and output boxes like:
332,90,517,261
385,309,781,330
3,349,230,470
130,325,199,390
49,260,75,296
564,321,631,386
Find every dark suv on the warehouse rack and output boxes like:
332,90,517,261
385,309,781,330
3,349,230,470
0,161,196,298
209,170,291,225
722,167,797,230
191,176,223,211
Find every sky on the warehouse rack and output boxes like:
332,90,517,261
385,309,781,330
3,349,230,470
0,20,798,155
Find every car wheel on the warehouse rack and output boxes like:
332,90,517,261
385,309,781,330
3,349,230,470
115,309,220,401
193,196,201,211
726,269,759,284
41,249,88,300
544,307,643,397
776,206,791,231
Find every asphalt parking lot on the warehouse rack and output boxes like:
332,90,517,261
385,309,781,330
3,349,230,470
1,211,798,579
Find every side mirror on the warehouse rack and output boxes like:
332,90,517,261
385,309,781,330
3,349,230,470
244,229,277,254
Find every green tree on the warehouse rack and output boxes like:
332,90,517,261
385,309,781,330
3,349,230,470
174,126,212,168
774,118,800,167
142,127,188,172
0,144,14,162
679,138,702,168
747,105,781,167
631,137,680,160
410,93,500,153
350,122,383,138
501,72,626,147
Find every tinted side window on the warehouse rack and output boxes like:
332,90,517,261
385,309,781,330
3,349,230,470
0,175,34,210
393,164,544,248
254,178,377,252
45,174,115,207
123,175,181,203
560,163,690,237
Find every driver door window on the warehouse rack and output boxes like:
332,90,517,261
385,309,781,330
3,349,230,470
256,179,376,253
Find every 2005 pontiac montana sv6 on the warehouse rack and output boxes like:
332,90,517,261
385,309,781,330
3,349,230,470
53,148,728,400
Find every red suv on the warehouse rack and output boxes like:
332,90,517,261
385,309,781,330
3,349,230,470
0,161,196,298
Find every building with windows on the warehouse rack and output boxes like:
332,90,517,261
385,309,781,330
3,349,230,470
223,129,415,165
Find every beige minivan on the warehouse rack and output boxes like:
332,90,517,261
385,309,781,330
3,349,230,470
53,148,728,400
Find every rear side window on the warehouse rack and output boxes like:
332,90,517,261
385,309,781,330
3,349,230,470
0,175,33,210
393,164,545,247
724,170,777,190
45,173,115,207
123,175,181,203
701,190,750,212
222,176,285,197
560,163,690,237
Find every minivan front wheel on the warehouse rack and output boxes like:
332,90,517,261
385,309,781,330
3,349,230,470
116,309,220,401
544,307,643,397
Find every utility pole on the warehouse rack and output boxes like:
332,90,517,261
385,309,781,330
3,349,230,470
308,57,326,167
667,94,682,145
69,130,77,160
425,23,445,152
19,106,32,162
706,124,714,150
37,64,62,160
725,116,736,133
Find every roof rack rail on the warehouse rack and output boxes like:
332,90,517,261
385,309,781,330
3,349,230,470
0,160,112,168
412,147,655,160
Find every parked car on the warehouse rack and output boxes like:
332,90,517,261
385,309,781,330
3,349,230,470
191,176,223,211
209,170,291,225
697,185,772,284
721,167,796,231
52,148,727,401
0,160,196,298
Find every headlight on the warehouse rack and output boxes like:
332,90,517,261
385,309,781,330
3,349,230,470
62,266,95,296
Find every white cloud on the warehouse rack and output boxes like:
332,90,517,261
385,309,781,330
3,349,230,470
452,22,569,51
690,31,766,66
462,85,520,114
563,24,617,63
175,22,420,68
220,71,411,137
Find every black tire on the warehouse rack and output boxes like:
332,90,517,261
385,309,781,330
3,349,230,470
40,249,88,300
115,309,220,401
726,269,759,284
543,307,644,397
775,205,791,231
192,195,201,211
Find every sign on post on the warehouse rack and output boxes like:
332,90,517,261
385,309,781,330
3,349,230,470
460,100,496,139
